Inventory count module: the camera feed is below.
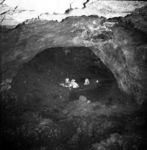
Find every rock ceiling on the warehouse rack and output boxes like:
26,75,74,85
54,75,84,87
0,0,146,27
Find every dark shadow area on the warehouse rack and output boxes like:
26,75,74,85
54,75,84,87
0,47,146,150
11,47,116,103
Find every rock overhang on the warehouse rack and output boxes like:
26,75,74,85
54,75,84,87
0,0,147,27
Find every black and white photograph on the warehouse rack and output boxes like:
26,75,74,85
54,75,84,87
0,0,147,150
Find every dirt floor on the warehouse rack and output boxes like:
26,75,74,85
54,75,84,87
0,47,147,150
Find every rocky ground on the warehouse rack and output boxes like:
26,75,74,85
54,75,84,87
1,47,147,150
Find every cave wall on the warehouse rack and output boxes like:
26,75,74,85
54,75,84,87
0,7,147,103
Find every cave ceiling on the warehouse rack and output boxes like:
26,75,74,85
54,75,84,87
0,0,147,27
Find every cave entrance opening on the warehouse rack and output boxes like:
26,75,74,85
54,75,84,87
2,46,139,150
11,46,120,105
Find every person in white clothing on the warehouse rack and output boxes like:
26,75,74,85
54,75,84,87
84,78,90,85
70,79,79,88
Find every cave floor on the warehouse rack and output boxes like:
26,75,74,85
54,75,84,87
1,48,146,150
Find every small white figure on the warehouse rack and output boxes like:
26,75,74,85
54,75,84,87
84,78,90,85
65,78,70,84
64,78,70,87
96,80,99,83
60,78,79,89
71,79,79,88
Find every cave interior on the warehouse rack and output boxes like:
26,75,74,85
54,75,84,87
0,2,147,149
1,46,146,150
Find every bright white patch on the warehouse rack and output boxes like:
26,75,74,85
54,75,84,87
65,78,70,84
1,0,146,26
84,78,90,85
96,80,99,83
60,78,79,89
4,0,86,14
70,79,79,88
87,100,91,104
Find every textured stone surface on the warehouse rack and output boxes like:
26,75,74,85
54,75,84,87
0,1,147,105
0,0,146,27
1,5,147,104
1,1,147,150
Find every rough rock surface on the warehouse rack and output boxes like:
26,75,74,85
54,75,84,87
0,2,147,149
0,0,146,26
0,47,145,150
1,5,147,103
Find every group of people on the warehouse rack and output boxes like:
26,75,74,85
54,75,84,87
60,78,99,90
60,78,79,89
